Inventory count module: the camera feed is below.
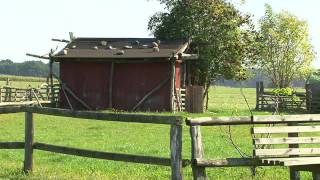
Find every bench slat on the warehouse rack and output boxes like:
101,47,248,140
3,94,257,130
254,137,320,145
253,126,320,134
260,157,320,166
254,148,320,157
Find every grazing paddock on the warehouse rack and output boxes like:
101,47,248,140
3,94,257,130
0,86,312,179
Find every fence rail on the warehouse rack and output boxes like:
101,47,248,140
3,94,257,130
0,106,186,180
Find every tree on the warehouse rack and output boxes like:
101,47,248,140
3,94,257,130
148,0,259,109
258,4,315,88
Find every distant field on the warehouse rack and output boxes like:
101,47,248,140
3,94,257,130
0,85,312,179
0,75,57,88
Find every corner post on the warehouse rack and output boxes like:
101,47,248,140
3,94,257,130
24,111,34,173
170,123,183,180
170,57,176,112
190,126,207,180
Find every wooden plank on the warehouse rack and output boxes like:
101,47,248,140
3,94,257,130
254,148,320,157
170,59,176,112
0,106,24,114
132,77,170,111
261,157,320,166
25,107,184,125
34,142,183,167
24,112,34,173
0,142,25,149
0,101,50,106
190,126,207,180
188,114,320,126
253,126,320,134
254,137,320,145
170,124,183,180
194,158,264,167
108,62,114,109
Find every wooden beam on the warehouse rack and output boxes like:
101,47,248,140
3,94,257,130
34,142,173,166
132,77,170,111
254,148,320,157
190,126,207,179
0,142,25,149
170,124,183,180
24,107,184,125
31,89,42,108
24,112,34,173
26,53,50,60
187,114,320,126
254,137,320,145
108,62,114,109
170,59,176,112
0,106,25,114
194,158,263,167
253,126,320,134
61,85,73,110
62,84,92,110
51,38,70,43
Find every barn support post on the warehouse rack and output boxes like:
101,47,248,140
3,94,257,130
170,124,183,180
108,62,114,109
190,126,207,180
170,58,176,112
49,55,54,104
24,112,34,173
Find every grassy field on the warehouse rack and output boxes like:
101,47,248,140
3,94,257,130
0,84,312,179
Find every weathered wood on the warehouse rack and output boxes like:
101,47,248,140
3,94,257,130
51,38,70,43
0,101,50,107
288,122,300,180
254,148,320,157
62,84,92,110
24,112,34,173
34,143,178,166
259,157,320,166
170,124,183,180
254,137,320,145
108,62,114,109
253,126,320,134
170,59,176,112
132,77,170,111
187,114,320,126
190,126,207,180
0,106,24,114
26,53,50,60
0,142,24,149
61,85,73,110
31,89,42,108
194,158,262,167
25,107,184,125
313,171,320,180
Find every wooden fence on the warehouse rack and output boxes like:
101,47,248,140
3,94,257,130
0,106,188,180
256,82,307,111
0,84,60,106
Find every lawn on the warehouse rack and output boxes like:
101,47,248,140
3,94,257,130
0,85,312,179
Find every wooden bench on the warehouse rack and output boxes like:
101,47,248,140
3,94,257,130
187,115,320,180
252,123,320,180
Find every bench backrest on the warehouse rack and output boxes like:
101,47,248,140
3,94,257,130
252,124,320,158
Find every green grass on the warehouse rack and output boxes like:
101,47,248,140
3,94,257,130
0,86,313,179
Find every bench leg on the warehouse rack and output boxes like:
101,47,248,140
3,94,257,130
313,171,320,180
290,168,300,180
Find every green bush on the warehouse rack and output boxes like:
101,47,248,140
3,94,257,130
272,87,294,96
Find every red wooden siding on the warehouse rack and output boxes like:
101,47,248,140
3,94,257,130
59,60,171,111
60,61,110,110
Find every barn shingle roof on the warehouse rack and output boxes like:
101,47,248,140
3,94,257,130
53,38,190,60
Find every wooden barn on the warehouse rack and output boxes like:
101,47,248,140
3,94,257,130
51,37,198,111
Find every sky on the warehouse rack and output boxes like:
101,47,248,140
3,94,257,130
0,0,319,67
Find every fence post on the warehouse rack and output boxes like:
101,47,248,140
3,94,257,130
288,122,300,180
190,126,207,180
170,124,183,180
24,112,34,173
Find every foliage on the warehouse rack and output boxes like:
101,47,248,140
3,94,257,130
0,59,59,77
271,87,294,96
148,0,259,86
257,4,315,88
307,70,320,85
